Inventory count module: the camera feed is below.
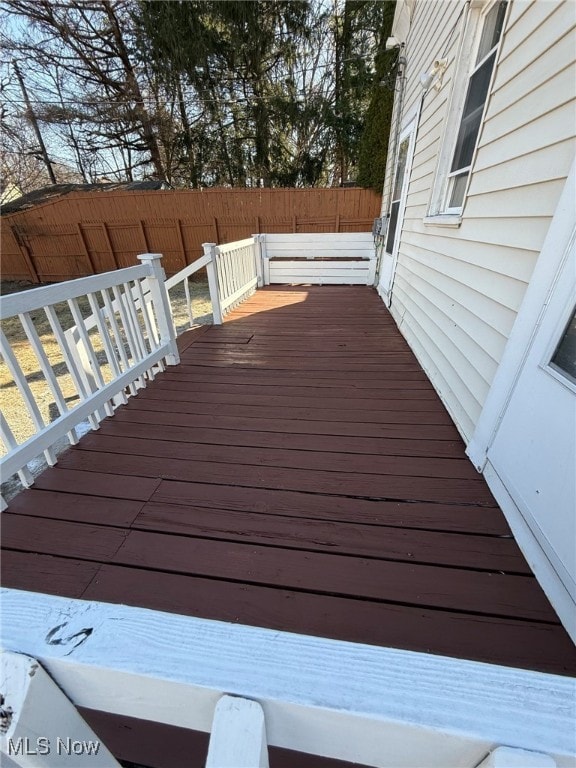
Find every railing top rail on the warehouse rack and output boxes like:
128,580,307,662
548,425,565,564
1,263,150,320
263,232,374,242
164,252,211,291
267,252,374,260
217,237,255,254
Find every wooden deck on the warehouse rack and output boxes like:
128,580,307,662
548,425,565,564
3,286,575,683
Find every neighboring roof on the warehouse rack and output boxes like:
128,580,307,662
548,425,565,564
1,179,171,215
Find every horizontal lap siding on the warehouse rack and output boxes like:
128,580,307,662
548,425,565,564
389,0,575,441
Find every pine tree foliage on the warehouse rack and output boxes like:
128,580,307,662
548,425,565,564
357,0,397,191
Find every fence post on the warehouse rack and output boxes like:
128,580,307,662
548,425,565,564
252,234,264,288
203,242,223,325
137,253,179,365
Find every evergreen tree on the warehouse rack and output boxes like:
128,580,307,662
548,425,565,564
357,0,397,191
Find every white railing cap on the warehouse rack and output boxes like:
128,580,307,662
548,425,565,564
137,253,164,261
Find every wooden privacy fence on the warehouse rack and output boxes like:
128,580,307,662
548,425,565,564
1,187,381,283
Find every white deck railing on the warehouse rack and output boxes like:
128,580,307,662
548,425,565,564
70,237,260,336
0,239,263,506
261,232,376,285
0,253,178,508
203,236,262,320
1,234,374,505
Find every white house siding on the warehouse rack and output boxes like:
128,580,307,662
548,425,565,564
383,0,576,441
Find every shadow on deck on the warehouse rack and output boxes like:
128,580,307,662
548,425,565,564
3,286,575,679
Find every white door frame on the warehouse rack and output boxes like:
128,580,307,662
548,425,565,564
378,101,421,305
467,156,576,639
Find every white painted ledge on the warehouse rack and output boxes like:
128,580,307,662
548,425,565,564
422,214,462,228
1,589,575,768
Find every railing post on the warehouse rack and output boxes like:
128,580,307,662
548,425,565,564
206,696,269,768
203,242,223,325
252,234,264,288
367,251,377,286
260,234,270,285
136,253,179,365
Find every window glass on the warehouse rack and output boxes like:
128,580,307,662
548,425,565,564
385,136,410,253
392,139,409,200
477,0,507,64
550,307,576,385
448,172,469,209
385,201,400,254
450,52,496,172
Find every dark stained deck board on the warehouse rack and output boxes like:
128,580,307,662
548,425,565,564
2,514,128,560
176,362,430,380
123,394,458,426
149,380,446,411
74,432,480,479
159,374,441,398
55,449,495,505
132,502,527,571
3,550,573,675
1,549,102,598
175,360,425,372
136,369,438,389
83,565,575,675
30,467,161,501
116,400,462,440
3,496,524,571
10,479,510,535
3,515,551,620
3,285,576,678
4,489,145,526
97,418,468,459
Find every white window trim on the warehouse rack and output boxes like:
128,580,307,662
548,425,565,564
540,296,576,394
426,0,507,223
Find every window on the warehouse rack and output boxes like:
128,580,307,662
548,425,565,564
385,136,409,254
426,0,507,221
549,306,576,386
446,1,507,211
